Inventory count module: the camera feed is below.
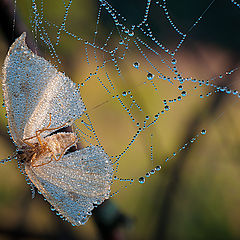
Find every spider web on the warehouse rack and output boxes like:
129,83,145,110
16,0,240,195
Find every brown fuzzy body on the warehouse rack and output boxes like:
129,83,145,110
17,132,77,167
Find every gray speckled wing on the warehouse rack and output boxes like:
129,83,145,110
2,32,85,146
25,146,113,226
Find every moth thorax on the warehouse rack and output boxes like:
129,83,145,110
17,145,38,163
44,132,77,156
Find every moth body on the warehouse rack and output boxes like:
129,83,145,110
17,132,77,167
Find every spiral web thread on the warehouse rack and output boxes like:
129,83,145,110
19,0,240,192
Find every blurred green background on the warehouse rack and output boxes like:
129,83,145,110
0,0,240,239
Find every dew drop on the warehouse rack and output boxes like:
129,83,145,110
181,91,187,97
139,177,145,184
178,85,183,90
164,105,170,111
201,129,206,135
128,31,134,36
147,72,154,80
133,61,139,68
155,165,161,171
122,91,127,96
150,169,155,174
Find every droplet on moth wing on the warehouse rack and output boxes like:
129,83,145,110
1,32,113,226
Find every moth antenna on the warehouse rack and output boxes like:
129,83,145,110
0,158,11,164
0,152,17,164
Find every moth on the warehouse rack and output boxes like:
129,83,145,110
1,33,113,226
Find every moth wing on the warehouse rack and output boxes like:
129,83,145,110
2,32,85,146
25,146,113,225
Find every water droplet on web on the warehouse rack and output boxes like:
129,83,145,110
147,72,154,80
146,172,150,177
155,165,161,171
128,31,134,37
133,61,140,68
164,105,170,111
122,91,127,96
201,129,207,135
150,169,155,174
181,91,187,97
139,177,145,184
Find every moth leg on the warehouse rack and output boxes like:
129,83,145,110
35,140,76,166
28,113,52,149
30,146,58,168
23,114,52,144
56,140,77,162
45,112,52,129
46,145,58,162
30,152,37,165
32,155,54,168
35,113,52,136
26,113,52,149
22,138,35,148
37,113,73,135
23,136,36,143
24,114,73,145
35,131,44,148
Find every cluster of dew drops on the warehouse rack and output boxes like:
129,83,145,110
98,0,240,194
29,0,240,197
110,61,210,195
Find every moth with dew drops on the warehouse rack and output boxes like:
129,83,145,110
1,33,113,226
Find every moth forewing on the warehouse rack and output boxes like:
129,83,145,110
24,146,113,226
